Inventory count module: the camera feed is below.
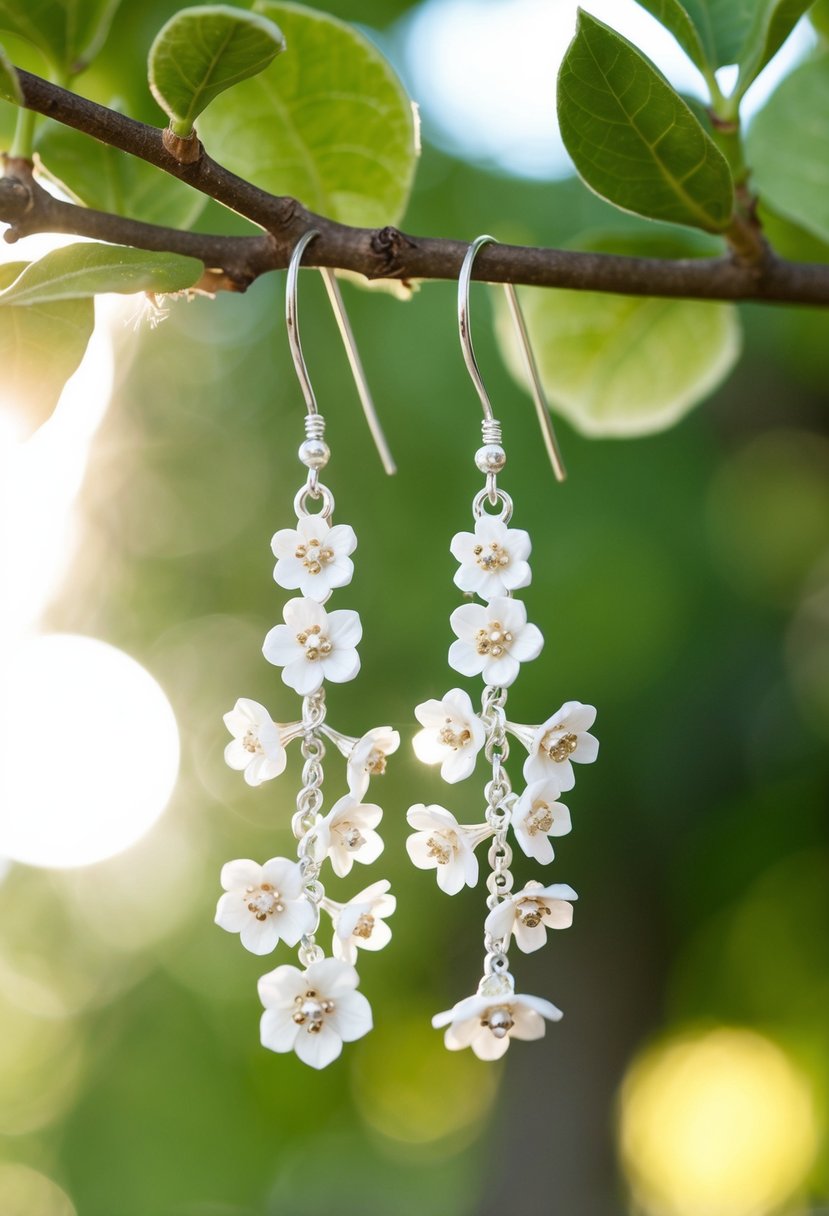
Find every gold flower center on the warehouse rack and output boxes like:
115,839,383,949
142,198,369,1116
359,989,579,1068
527,801,554,836
426,835,452,864
473,542,510,571
296,623,333,661
244,882,285,921
475,621,514,659
292,989,335,1033
340,825,366,851
242,729,262,755
295,538,335,576
545,731,578,763
367,749,387,775
353,914,375,940
438,720,472,750
518,898,550,928
481,1005,514,1038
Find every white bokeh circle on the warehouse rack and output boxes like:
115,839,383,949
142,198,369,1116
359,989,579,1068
0,634,179,868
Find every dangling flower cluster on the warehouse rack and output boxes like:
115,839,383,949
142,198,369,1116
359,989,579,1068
216,444,398,1069
407,436,598,1060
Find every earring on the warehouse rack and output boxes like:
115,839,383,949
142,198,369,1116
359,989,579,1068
406,235,599,1060
216,230,399,1070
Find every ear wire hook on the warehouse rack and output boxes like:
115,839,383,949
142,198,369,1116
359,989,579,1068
458,233,566,482
286,229,397,476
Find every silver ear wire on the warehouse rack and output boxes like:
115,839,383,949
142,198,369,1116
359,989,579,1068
286,229,396,476
458,233,566,483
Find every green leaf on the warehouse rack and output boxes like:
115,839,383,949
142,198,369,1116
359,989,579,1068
0,38,21,102
681,0,759,67
0,260,94,439
148,5,286,135
812,0,829,38
633,1,710,72
747,53,829,244
0,243,204,306
758,203,829,264
736,0,815,92
637,0,811,83
198,1,418,227
0,0,122,76
37,121,207,228
557,11,733,232
495,241,741,438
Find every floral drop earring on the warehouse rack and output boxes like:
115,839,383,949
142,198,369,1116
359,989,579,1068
216,230,400,1069
407,235,599,1060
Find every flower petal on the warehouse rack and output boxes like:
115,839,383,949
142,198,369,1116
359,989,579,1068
470,1026,511,1060
262,624,298,666
215,891,248,932
449,640,484,678
293,1022,343,1069
484,900,515,941
260,1006,300,1052
450,602,488,639
327,609,362,648
321,648,360,684
509,623,544,662
510,1006,547,1041
575,732,600,763
283,597,326,631
305,957,360,995
406,804,457,832
326,523,357,555
329,989,372,1042
282,657,324,695
220,858,262,891
258,963,306,1007
239,915,281,955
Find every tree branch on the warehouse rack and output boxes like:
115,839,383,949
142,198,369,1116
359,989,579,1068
3,67,829,306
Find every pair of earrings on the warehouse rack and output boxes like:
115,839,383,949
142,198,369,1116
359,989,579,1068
215,233,598,1069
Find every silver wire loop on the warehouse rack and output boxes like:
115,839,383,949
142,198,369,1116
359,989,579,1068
293,482,335,520
286,230,396,475
458,234,567,482
472,486,513,523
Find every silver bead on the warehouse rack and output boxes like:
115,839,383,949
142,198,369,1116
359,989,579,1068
298,438,330,470
475,444,506,474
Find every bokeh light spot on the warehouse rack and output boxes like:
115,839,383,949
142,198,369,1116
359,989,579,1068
352,1013,500,1153
0,1164,76,1216
0,992,85,1135
619,1026,821,1216
0,634,179,868
707,430,829,606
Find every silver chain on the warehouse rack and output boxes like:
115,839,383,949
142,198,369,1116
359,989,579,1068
293,689,327,967
480,685,514,976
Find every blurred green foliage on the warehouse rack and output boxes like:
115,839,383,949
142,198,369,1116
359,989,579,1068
0,0,827,1213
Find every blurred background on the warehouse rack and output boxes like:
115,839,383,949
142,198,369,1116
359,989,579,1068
1,1,828,1213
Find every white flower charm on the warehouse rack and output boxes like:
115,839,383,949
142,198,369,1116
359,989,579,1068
432,973,562,1060
484,880,577,953
512,779,572,863
450,516,532,600
324,879,396,964
406,804,493,895
316,796,384,877
271,515,357,600
512,701,599,790
322,726,400,800
223,697,292,786
258,957,372,1069
412,688,486,783
262,597,361,695
215,858,316,955
449,597,543,687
